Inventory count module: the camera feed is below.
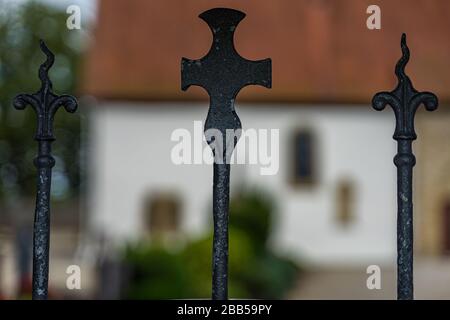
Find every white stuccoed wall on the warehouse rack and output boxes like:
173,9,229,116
88,102,397,267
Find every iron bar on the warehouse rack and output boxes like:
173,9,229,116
13,40,78,299
212,163,230,299
181,8,271,300
372,33,438,300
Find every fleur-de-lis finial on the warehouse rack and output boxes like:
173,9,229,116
12,40,78,300
372,33,438,140
13,40,78,141
371,33,438,300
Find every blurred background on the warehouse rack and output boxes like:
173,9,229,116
1,0,450,299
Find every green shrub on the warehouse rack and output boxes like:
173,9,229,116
124,244,188,299
123,189,300,299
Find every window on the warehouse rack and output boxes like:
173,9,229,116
143,192,180,238
291,129,316,186
335,179,355,226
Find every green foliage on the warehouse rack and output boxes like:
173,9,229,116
0,1,83,201
229,189,274,252
123,190,300,299
180,228,255,298
124,244,189,299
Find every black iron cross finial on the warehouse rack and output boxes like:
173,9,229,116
181,8,271,300
372,33,438,300
13,40,78,300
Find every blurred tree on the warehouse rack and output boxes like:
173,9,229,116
229,189,273,253
228,189,299,298
0,1,84,204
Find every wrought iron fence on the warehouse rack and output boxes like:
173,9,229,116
12,7,438,300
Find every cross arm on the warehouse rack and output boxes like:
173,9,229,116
181,58,206,92
242,58,272,89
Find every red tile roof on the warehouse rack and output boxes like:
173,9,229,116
82,0,450,104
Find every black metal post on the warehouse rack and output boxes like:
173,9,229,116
212,163,230,299
13,40,78,300
395,139,414,299
32,140,53,299
372,33,438,300
181,8,271,300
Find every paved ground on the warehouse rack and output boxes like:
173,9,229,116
287,257,450,299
